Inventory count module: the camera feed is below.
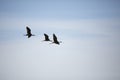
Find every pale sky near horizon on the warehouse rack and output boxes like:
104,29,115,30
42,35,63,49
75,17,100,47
0,0,120,80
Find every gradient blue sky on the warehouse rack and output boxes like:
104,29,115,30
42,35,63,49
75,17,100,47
0,0,120,19
0,0,120,80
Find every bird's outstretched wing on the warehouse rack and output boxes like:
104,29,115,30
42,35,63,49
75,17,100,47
44,33,50,41
53,34,58,42
26,27,31,34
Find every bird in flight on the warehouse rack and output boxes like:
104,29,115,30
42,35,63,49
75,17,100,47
43,33,51,41
25,26,35,38
52,34,62,45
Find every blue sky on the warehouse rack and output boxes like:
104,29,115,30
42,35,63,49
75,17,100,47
0,0,120,19
0,0,120,80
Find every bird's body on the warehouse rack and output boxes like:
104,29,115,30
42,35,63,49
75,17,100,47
52,34,61,45
44,33,51,41
25,26,35,38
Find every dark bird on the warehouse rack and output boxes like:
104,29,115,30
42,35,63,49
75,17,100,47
52,34,61,45
25,26,35,38
44,33,51,41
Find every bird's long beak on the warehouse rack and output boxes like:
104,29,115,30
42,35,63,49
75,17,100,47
32,34,35,36
59,41,62,43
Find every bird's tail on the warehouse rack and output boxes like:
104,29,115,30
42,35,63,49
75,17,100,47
24,34,27,36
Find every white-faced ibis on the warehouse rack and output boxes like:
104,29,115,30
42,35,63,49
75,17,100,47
52,34,61,45
25,26,35,38
43,33,51,41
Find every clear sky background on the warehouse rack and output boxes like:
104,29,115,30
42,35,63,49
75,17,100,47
0,0,120,80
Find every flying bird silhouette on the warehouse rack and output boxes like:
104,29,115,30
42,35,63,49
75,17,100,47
25,26,35,38
43,33,51,41
52,34,61,45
